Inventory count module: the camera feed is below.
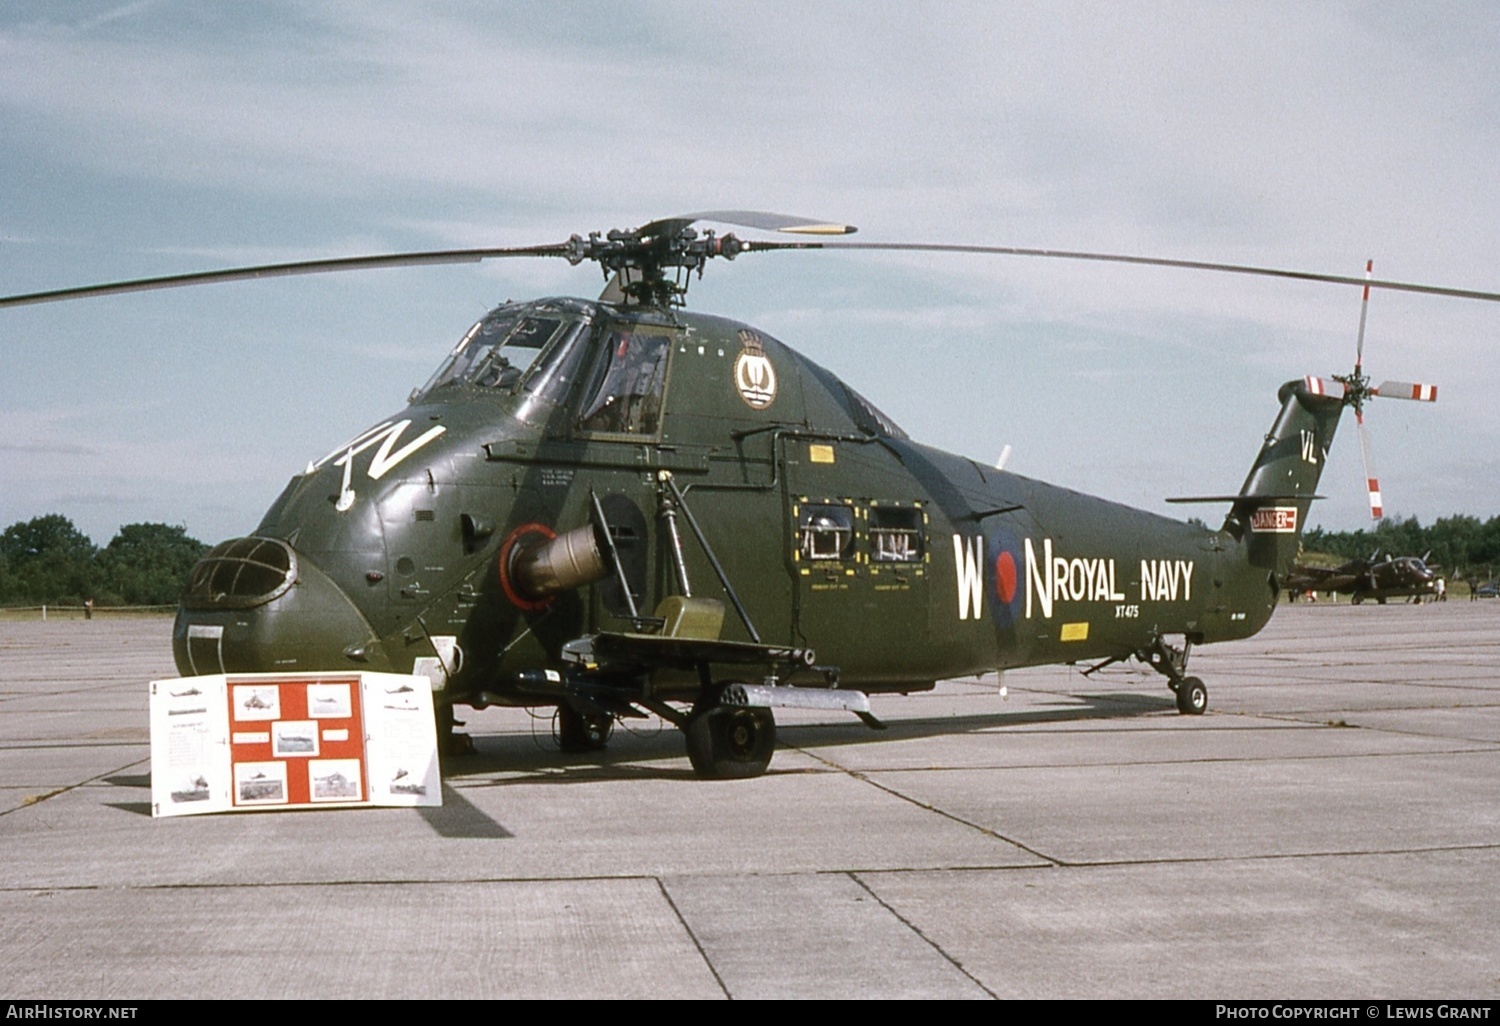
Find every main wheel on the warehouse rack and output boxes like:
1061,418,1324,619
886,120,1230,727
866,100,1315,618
556,704,613,752
684,705,776,779
1176,676,1208,715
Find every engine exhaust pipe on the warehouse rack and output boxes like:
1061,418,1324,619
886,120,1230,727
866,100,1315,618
511,522,610,599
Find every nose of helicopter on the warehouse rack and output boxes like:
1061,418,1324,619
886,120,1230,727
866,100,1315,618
173,537,387,677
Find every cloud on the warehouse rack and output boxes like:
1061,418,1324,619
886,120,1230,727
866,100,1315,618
3,1,1499,538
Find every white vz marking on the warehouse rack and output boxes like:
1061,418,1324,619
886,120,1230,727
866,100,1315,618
313,420,447,482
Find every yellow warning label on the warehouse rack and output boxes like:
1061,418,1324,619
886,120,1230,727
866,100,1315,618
809,444,835,464
1060,622,1090,642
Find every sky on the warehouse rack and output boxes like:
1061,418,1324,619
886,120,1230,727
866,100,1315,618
2,1,1498,546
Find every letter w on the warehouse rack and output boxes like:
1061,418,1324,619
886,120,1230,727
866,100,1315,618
953,535,984,620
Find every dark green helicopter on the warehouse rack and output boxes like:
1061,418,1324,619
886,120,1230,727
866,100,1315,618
2,212,1476,777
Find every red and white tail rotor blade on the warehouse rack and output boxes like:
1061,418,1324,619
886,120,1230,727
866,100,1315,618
1303,375,1339,397
1354,259,1373,374
1356,413,1383,519
1373,380,1438,402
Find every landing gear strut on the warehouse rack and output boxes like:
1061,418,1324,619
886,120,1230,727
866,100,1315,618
556,703,614,752
1139,635,1208,716
434,702,474,756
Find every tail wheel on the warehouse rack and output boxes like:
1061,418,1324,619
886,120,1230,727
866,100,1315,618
1176,676,1208,715
685,705,776,779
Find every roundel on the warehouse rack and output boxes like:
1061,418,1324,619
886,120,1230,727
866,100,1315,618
733,330,777,410
987,528,1025,630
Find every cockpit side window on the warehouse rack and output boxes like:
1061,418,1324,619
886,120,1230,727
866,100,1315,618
520,320,592,406
578,329,672,435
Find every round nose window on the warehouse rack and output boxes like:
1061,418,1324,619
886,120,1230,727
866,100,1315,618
181,537,297,610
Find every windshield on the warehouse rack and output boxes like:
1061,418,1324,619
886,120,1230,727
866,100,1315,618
414,310,569,398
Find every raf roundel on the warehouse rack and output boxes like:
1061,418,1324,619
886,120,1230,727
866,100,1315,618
988,529,1025,630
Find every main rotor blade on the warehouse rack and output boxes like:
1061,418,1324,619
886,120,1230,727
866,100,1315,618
748,241,1500,304
636,210,858,240
684,210,858,235
0,244,572,309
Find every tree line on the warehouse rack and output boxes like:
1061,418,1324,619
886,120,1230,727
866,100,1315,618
0,514,209,607
4,509,1497,608
1302,514,1500,577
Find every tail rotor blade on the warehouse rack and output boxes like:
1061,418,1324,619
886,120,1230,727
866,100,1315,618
1374,380,1438,402
1356,413,1383,519
1354,259,1373,373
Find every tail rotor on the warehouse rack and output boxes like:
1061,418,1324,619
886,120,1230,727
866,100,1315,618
1315,260,1439,520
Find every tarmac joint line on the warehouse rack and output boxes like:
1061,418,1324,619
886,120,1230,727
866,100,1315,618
655,877,732,1000
1,755,149,818
848,871,999,999
791,746,1065,867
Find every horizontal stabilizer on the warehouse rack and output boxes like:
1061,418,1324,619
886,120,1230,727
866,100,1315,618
1166,494,1324,504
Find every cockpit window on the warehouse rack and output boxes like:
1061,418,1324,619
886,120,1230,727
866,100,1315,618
519,320,592,408
578,329,672,435
414,311,568,398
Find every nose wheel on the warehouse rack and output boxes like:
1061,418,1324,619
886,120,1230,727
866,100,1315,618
684,703,776,779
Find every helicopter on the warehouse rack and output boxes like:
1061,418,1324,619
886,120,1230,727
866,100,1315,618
1284,552,1440,604
2,211,1487,778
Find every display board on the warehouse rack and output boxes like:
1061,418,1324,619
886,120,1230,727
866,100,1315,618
149,671,442,817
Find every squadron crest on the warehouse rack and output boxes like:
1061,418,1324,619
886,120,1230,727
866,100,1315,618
733,330,777,409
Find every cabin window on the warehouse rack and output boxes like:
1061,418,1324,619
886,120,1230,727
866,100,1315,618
578,330,672,435
798,504,855,561
869,506,925,562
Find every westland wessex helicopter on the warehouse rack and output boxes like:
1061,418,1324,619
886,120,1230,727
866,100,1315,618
1284,552,1440,604
3,212,1486,778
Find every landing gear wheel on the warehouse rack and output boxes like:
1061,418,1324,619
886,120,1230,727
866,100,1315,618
1176,675,1208,715
557,704,613,752
685,705,776,779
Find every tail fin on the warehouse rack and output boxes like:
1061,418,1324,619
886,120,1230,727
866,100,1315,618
1228,378,1345,574
1168,378,1345,578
